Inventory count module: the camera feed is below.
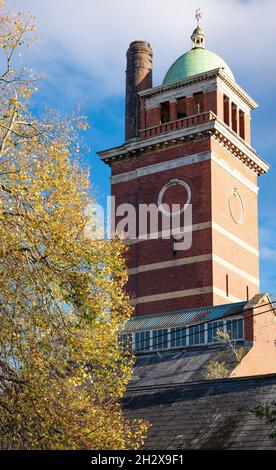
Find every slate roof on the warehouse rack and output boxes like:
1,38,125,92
124,294,276,449
124,374,276,450
124,301,247,332
130,346,248,387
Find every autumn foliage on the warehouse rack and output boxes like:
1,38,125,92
0,1,148,449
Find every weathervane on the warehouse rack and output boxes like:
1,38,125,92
195,8,203,27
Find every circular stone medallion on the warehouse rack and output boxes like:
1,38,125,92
229,188,244,225
158,179,191,217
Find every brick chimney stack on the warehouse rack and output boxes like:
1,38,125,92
125,41,153,141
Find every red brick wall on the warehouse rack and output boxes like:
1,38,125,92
231,299,276,376
111,141,214,315
111,140,211,176
127,229,212,268
244,308,254,342
210,140,260,303
136,293,214,316
145,106,160,127
204,90,217,114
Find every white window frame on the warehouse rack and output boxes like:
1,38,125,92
130,317,244,352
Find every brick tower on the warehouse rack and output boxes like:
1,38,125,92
98,21,269,317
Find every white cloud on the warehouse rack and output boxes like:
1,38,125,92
9,0,276,103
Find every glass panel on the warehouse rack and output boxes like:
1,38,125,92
135,331,150,351
142,331,150,349
190,325,196,345
200,323,205,344
190,324,205,345
216,321,224,342
171,327,187,348
134,332,140,350
213,322,218,342
152,329,169,350
226,319,244,340
170,328,177,347
208,321,224,343
238,319,243,339
160,329,168,349
207,322,214,343
226,320,232,338
152,330,158,350
232,319,239,339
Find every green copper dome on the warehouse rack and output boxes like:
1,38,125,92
163,48,235,85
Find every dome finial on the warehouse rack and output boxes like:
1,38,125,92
195,8,203,27
191,9,206,49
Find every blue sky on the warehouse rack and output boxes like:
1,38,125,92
10,0,276,293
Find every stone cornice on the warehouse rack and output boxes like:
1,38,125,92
97,116,269,176
213,118,269,175
138,68,220,98
218,71,258,110
138,68,257,110
98,120,215,161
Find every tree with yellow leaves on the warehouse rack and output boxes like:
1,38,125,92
0,1,148,449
